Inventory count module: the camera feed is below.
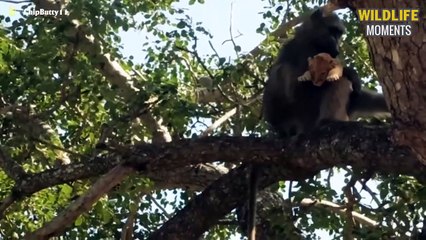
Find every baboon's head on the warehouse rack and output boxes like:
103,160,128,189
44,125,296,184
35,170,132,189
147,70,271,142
300,9,345,58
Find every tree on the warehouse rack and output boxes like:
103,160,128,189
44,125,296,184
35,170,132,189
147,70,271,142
0,0,424,239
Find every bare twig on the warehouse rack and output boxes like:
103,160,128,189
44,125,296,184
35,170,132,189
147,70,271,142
343,176,357,240
120,193,143,240
34,138,87,159
360,182,381,207
200,108,237,137
120,208,137,240
300,198,379,227
147,194,172,219
228,2,242,59
199,89,262,137
208,41,222,59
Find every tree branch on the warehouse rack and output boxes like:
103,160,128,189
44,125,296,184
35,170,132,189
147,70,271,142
2,122,424,235
8,122,426,200
200,107,237,137
143,121,424,240
147,163,318,239
300,198,379,227
0,157,226,218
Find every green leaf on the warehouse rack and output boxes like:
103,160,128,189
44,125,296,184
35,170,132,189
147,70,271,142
75,216,84,226
177,21,186,29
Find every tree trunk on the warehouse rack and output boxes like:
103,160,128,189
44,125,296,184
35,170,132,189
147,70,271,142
343,0,426,163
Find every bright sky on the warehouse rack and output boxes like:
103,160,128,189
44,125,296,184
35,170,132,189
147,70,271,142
0,0,382,239
118,0,266,63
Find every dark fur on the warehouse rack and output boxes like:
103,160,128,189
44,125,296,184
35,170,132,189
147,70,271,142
263,9,348,137
249,9,350,239
250,9,388,239
262,9,388,137
343,67,389,119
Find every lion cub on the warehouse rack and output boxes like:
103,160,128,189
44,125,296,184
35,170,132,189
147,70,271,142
297,53,343,86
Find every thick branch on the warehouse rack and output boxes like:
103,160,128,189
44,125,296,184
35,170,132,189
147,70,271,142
237,188,302,239
147,164,317,240
0,159,225,220
4,122,423,238
144,122,423,239
10,122,426,201
1,122,424,224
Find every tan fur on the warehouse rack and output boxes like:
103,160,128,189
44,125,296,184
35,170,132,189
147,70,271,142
298,53,343,86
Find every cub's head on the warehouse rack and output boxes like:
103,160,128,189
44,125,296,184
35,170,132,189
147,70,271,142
308,53,337,86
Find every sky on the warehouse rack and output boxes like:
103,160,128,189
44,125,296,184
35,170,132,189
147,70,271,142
118,0,266,62
0,0,383,238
